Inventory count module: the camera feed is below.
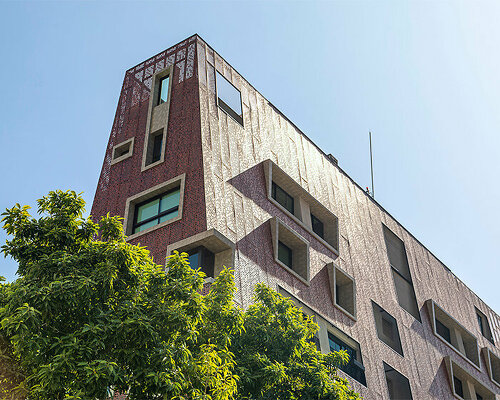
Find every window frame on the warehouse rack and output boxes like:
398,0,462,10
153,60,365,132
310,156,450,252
372,301,404,356
132,186,180,234
475,307,494,345
124,174,185,240
111,137,134,165
383,362,413,400
157,75,170,105
215,70,244,126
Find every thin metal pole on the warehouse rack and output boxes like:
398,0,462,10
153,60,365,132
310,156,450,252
369,131,374,198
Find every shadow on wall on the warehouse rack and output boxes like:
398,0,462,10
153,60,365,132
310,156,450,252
227,162,339,260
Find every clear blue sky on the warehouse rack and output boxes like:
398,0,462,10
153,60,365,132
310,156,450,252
1,1,499,312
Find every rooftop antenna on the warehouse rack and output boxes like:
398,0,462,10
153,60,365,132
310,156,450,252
369,131,374,198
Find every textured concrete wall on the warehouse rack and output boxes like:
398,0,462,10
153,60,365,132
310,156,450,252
91,35,207,264
196,36,500,398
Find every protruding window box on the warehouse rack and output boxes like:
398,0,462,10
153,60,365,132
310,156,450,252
482,347,500,388
166,228,235,281
327,262,356,320
111,137,134,165
264,159,339,255
444,356,496,399
270,217,310,285
427,300,481,370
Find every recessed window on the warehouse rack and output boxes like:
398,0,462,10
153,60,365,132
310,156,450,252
476,393,483,400
157,75,170,105
278,241,293,268
445,356,495,400
133,187,180,234
272,182,294,214
428,300,480,368
328,331,366,386
151,131,163,163
188,246,215,278
483,347,500,387
311,213,324,238
384,362,413,400
475,308,494,345
453,376,464,398
372,302,403,356
111,138,134,165
327,263,356,319
271,217,309,284
216,71,243,126
382,225,420,321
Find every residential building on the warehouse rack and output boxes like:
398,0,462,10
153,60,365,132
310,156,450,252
91,34,500,399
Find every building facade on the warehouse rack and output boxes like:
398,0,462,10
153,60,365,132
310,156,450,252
91,35,500,399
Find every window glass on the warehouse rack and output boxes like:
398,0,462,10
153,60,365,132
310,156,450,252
159,210,178,223
328,332,366,385
272,182,294,214
372,301,403,356
135,219,157,233
160,189,180,212
311,213,324,238
216,71,243,125
391,270,421,321
158,75,169,105
278,241,293,268
188,252,199,268
384,362,413,400
436,319,451,344
454,376,464,398
152,134,163,163
136,198,160,223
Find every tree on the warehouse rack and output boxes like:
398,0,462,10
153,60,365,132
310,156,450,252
0,190,361,400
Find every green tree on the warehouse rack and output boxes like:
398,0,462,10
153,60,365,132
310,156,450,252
0,190,360,400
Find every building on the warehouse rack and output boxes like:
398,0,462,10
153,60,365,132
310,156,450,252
91,34,500,399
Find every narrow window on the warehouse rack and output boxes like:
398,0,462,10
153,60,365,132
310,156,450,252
151,132,163,163
216,71,243,126
272,182,294,214
435,318,452,344
144,129,165,166
328,332,366,386
330,263,356,319
187,246,215,278
311,213,324,238
475,308,494,344
384,362,413,400
157,75,170,105
278,241,293,268
453,376,464,398
382,225,421,321
372,301,403,356
133,187,180,234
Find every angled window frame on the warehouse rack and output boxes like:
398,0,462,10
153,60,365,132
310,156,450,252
475,307,494,345
141,65,174,172
264,159,339,255
383,361,413,400
124,173,185,240
111,137,134,165
215,69,244,126
372,301,404,356
482,347,500,388
326,262,356,320
427,300,481,370
444,356,496,400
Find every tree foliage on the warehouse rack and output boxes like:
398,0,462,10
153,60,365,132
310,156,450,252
0,190,361,400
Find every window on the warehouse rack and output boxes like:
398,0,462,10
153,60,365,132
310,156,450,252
123,174,185,238
264,160,339,253
483,347,500,387
133,187,180,234
143,129,165,166
475,308,494,344
445,357,495,399
311,213,324,238
111,138,134,165
188,246,215,278
372,302,403,356
327,263,356,319
270,217,310,284
216,71,243,126
328,331,366,386
272,182,294,214
384,362,413,400
427,300,480,368
278,241,293,268
151,131,163,163
382,225,421,321
157,75,170,105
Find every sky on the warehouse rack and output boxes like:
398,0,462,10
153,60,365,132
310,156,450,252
0,1,499,312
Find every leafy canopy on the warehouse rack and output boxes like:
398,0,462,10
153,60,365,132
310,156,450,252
0,190,361,400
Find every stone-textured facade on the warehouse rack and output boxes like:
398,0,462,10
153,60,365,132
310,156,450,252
92,35,500,399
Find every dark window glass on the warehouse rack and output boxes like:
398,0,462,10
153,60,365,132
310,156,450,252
278,241,293,268
383,225,421,322
311,213,324,238
187,246,215,278
435,319,451,344
216,71,243,126
328,332,366,386
152,133,163,163
384,362,413,400
476,308,494,344
476,394,483,400
272,182,294,214
372,301,403,356
133,188,180,234
157,75,169,105
454,376,464,398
